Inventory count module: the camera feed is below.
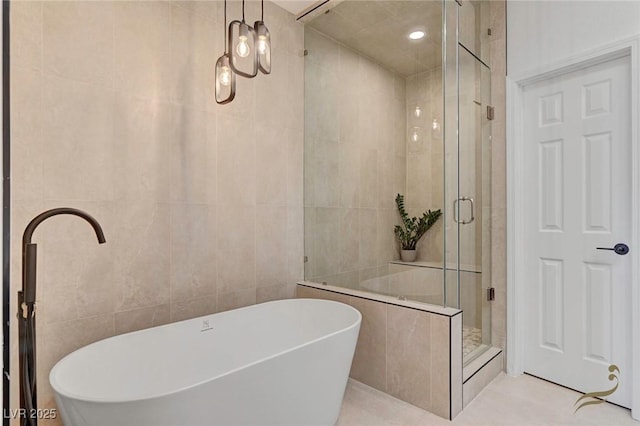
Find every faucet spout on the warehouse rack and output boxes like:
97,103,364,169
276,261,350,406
23,207,106,246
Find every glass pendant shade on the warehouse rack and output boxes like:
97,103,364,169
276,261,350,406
215,54,236,104
229,20,258,78
254,21,271,74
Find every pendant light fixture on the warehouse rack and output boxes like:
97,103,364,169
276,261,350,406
215,0,235,104
229,0,258,78
254,0,271,74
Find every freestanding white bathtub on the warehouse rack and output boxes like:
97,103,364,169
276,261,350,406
50,299,361,426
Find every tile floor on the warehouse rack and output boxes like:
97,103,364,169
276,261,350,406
338,373,637,425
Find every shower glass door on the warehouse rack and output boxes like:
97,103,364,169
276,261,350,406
458,47,491,362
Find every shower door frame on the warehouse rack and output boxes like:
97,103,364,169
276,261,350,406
506,36,640,418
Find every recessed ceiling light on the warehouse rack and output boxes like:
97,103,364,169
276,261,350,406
408,31,425,40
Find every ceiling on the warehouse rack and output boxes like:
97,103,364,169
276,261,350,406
272,0,319,15
306,1,442,77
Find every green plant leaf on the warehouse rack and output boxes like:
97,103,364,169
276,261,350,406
394,193,442,250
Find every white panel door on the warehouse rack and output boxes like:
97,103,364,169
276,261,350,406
523,56,631,408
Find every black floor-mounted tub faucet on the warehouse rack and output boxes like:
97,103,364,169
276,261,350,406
18,208,105,426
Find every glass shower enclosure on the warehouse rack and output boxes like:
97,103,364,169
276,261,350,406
303,0,493,365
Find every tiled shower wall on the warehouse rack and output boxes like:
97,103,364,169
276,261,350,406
10,0,304,421
304,28,406,287
405,69,444,263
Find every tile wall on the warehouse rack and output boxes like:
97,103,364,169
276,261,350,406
10,1,304,422
297,284,463,420
405,69,445,263
303,27,406,288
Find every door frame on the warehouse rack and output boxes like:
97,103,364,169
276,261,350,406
506,35,640,418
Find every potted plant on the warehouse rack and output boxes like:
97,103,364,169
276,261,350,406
394,193,442,262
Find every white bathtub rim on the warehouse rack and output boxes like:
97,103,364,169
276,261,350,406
50,298,362,405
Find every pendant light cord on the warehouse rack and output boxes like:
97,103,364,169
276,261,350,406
261,0,264,21
224,0,227,53
242,0,245,22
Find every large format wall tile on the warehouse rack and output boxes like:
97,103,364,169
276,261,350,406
216,115,256,207
314,207,341,277
169,4,218,111
256,124,289,206
170,107,215,204
314,138,340,208
113,1,173,101
43,1,114,87
286,205,304,283
256,206,288,288
256,48,294,128
42,76,115,201
287,126,304,208
339,208,360,273
358,208,378,270
170,295,217,322
430,314,451,418
113,94,172,202
170,204,216,302
216,206,256,294
113,201,171,312
387,304,432,410
11,68,43,202
11,1,42,72
218,288,258,312
257,284,296,304
114,304,171,335
349,296,387,392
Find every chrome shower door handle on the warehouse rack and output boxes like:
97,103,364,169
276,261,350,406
462,197,475,224
453,198,459,223
453,197,475,225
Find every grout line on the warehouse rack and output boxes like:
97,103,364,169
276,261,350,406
448,315,452,419
384,301,388,393
214,107,219,311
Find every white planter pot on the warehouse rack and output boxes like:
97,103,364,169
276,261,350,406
400,249,417,262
